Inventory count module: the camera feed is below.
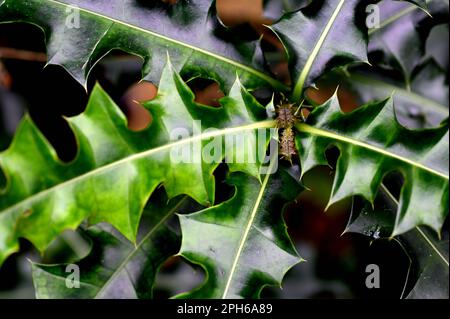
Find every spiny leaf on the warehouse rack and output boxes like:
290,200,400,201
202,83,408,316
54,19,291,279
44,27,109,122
0,58,274,267
0,0,286,91
368,1,424,86
344,1,448,128
367,1,447,87
270,0,368,101
345,185,449,299
295,94,449,236
31,194,190,299
177,168,303,299
342,60,449,129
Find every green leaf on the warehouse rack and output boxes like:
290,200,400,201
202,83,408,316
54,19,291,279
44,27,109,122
369,1,422,86
269,0,368,101
342,60,449,129
345,1,448,128
0,58,275,267
177,168,303,299
345,185,449,299
31,194,190,299
295,94,449,236
400,0,429,11
0,0,286,91
367,1,444,87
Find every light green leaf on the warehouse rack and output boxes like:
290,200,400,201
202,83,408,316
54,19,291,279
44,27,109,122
31,194,190,299
0,58,275,267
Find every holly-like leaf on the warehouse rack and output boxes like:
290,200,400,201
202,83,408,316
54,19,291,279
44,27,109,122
0,58,275,267
345,185,449,299
404,227,449,299
295,94,449,236
368,0,447,86
368,1,424,86
0,0,286,91
342,60,449,129
31,194,190,299
177,167,303,299
269,0,368,101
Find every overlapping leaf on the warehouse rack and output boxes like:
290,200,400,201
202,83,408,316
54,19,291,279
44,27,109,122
368,0,448,86
31,194,190,299
263,0,310,20
0,58,274,267
270,0,368,100
295,94,449,235
177,168,303,299
0,0,286,91
346,186,449,299
343,1,449,129
342,60,449,129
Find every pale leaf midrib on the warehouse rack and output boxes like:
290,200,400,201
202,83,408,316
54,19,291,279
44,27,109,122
1,120,275,217
36,0,285,89
292,0,345,100
350,73,449,116
94,196,188,299
296,123,449,180
368,0,437,36
381,184,449,267
221,156,277,299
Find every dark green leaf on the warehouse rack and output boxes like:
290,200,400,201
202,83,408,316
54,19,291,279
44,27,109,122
31,195,190,299
0,58,274,266
270,0,368,101
345,185,449,299
368,1,424,86
295,94,449,235
177,167,303,299
342,60,448,129
0,0,286,91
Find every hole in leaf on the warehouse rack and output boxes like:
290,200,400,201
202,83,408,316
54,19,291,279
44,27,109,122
41,230,91,264
26,64,86,162
324,145,340,170
251,87,274,106
153,256,205,299
89,49,144,103
0,23,46,56
306,79,359,113
213,162,236,205
186,77,224,108
381,170,405,200
90,50,154,131
121,82,155,131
